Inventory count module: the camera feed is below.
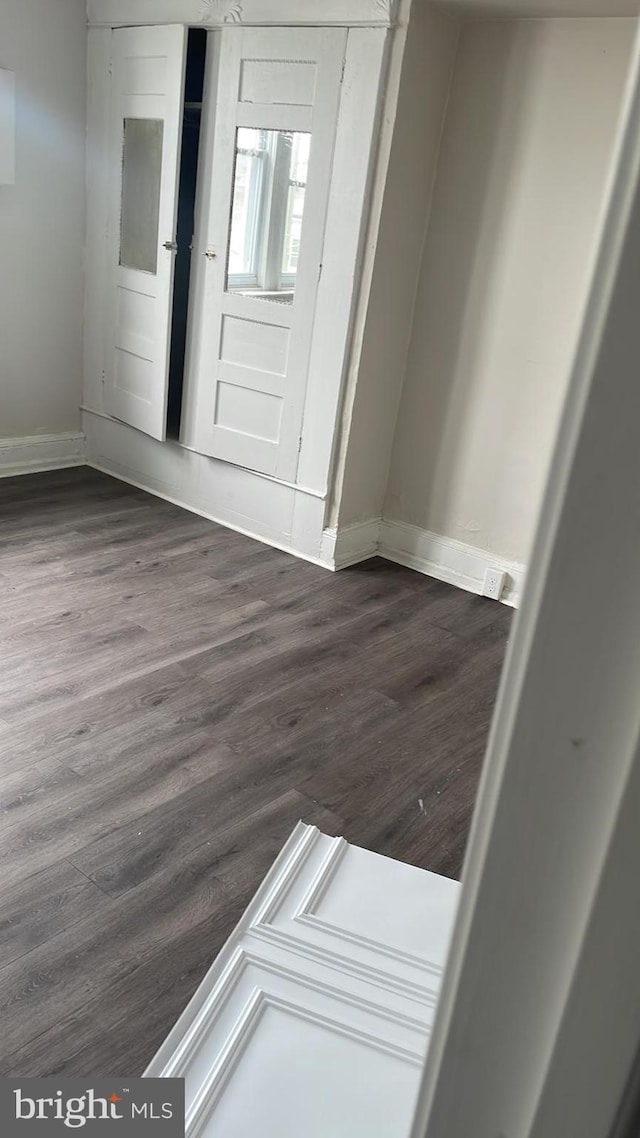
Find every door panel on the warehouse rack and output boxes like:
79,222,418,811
105,25,187,441
146,823,460,1137
191,28,346,480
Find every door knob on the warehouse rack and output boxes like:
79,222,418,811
163,240,178,252
202,249,217,260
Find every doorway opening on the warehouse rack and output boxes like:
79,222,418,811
166,27,207,440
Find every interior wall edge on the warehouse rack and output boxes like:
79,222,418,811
358,6,462,524
327,0,461,530
322,0,413,527
0,432,87,479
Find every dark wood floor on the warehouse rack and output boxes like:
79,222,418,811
0,467,511,1077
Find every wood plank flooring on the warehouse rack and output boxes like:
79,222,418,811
0,467,512,1077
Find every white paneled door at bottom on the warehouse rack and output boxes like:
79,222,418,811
189,28,346,480
105,25,187,441
146,823,460,1137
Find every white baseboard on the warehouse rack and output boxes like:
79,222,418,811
320,517,381,569
0,432,87,478
321,515,525,605
0,428,525,605
87,459,333,571
379,518,525,607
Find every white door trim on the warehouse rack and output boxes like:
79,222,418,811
87,0,397,29
413,19,640,1138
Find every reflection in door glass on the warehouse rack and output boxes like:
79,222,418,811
120,118,164,274
226,128,310,304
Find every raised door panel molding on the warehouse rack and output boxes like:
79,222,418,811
146,823,460,1137
87,0,397,28
158,948,426,1137
249,826,458,1001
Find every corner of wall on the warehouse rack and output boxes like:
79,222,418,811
326,1,461,534
322,0,412,531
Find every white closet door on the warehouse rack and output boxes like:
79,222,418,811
191,28,346,479
146,824,460,1138
105,25,187,441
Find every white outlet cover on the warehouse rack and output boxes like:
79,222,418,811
483,568,506,600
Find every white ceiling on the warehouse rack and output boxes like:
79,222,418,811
432,0,639,18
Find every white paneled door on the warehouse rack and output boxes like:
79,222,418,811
191,28,346,479
146,823,460,1137
105,25,187,440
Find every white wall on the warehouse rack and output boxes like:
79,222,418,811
329,2,459,528
0,0,86,441
383,17,635,567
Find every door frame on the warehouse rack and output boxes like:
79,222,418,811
413,19,640,1138
86,0,397,29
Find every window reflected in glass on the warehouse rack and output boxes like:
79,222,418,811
119,118,164,274
226,128,310,304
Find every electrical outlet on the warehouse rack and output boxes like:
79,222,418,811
483,567,506,601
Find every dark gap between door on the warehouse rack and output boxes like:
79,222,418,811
166,27,207,440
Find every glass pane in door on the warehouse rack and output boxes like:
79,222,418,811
226,128,310,304
120,118,164,274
